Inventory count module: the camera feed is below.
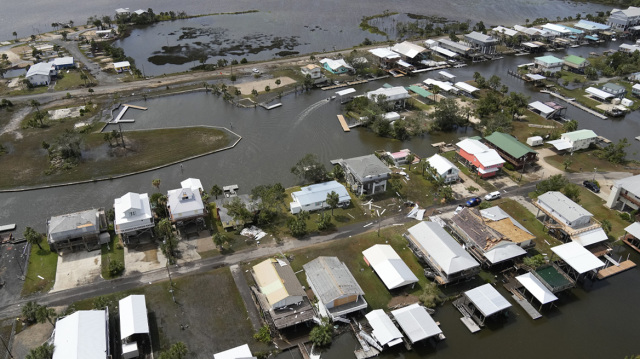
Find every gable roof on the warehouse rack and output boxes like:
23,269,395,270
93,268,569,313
562,129,597,142
253,258,305,306
319,58,353,71
551,242,605,273
167,187,204,215
564,55,587,66
26,62,54,77
537,191,592,223
365,310,404,347
303,256,364,304
484,131,537,159
362,244,418,290
368,47,401,59
114,192,152,226
291,181,350,207
516,272,558,304
367,86,410,102
119,295,149,340
48,209,100,241
341,154,391,179
465,31,497,43
614,174,640,198
53,310,107,359
51,57,74,66
464,284,511,317
391,303,442,343
426,154,457,176
390,41,426,58
406,221,479,275
535,55,564,65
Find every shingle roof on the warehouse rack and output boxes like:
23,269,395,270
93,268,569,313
341,154,391,179
48,209,100,241
303,256,364,304
484,131,536,160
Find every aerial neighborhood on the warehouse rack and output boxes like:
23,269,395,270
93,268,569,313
1,2,640,359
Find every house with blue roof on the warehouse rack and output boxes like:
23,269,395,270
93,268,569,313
290,181,351,214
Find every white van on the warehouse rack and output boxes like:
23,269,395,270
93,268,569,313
484,191,501,201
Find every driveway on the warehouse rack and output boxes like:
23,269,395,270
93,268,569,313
0,241,27,308
51,250,102,292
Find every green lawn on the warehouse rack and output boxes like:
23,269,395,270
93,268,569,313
510,111,561,142
22,241,58,297
55,70,96,91
575,187,631,239
101,233,125,279
543,149,640,175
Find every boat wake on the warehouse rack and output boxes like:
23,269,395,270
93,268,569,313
294,98,331,126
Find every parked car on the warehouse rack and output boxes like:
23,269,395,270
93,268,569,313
252,68,260,73
466,197,482,207
484,191,501,201
583,180,600,193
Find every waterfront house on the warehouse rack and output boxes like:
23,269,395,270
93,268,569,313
404,221,480,285
632,83,640,97
390,41,428,64
424,40,459,59
535,191,609,252
368,47,401,68
113,192,154,240
456,138,505,178
47,208,108,252
551,241,605,280
337,154,391,196
303,256,368,320
119,295,150,359
606,174,640,211
213,344,255,359
167,186,205,225
290,180,350,214
425,154,459,184
460,284,511,326
492,26,518,38
391,303,443,344
53,310,109,359
601,82,627,99
534,55,563,74
515,272,558,310
438,39,472,56
450,208,527,267
561,129,597,151
563,55,588,73
365,310,404,347
214,194,260,230
300,64,322,79
585,87,615,102
252,258,314,329
527,101,567,119
50,56,75,70
483,131,538,170
383,148,418,166
463,31,498,54
623,222,640,253
423,78,458,94
319,58,353,74
180,178,204,193
541,23,571,37
619,43,640,53
115,8,130,16
26,62,56,86
607,6,640,30
514,25,553,40
362,244,419,290
574,20,611,33
367,86,410,108
479,206,536,248
114,61,131,73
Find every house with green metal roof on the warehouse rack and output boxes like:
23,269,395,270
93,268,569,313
601,82,627,99
483,132,538,169
534,55,564,73
563,55,589,73
560,129,598,151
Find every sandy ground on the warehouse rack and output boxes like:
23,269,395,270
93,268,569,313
176,236,203,263
196,235,216,253
487,174,518,189
124,242,167,275
11,322,53,358
0,106,30,139
47,105,85,120
51,250,102,292
234,76,295,94
451,171,488,199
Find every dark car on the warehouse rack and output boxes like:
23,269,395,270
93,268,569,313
583,180,600,193
465,197,482,207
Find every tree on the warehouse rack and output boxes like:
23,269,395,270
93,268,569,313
156,219,178,264
431,98,466,132
405,153,416,170
26,343,55,359
210,184,222,199
251,183,286,225
253,325,271,343
536,174,568,194
24,226,43,250
291,153,328,183
389,178,403,196
316,212,332,231
158,342,188,359
251,88,258,98
22,301,40,323
80,73,88,86
449,32,459,42
562,158,573,171
419,282,443,308
330,165,345,182
482,112,513,136
326,191,340,216
88,88,94,96
224,196,253,224
275,78,281,86
288,212,308,237
212,232,232,249
440,186,455,203
36,305,56,327
563,119,578,132
309,318,333,347
523,254,547,269
264,85,271,92
108,260,125,276
598,138,630,164
601,219,612,235
60,31,68,41
563,183,581,203
152,178,161,189
230,74,236,83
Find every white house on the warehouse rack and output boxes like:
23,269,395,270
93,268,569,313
53,310,109,359
113,192,154,236
319,58,353,74
26,62,56,86
167,187,205,223
363,244,418,290
561,129,597,151
607,174,640,210
290,180,350,214
213,344,255,359
390,41,427,61
425,154,459,183
180,178,204,193
300,64,322,79
607,6,640,30
50,56,75,69
366,86,410,107
114,61,131,73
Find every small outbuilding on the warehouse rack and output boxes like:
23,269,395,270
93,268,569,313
362,244,418,290
119,295,150,359
114,61,131,73
527,136,543,147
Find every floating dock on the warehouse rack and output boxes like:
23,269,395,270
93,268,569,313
337,115,350,132
112,105,129,123
597,260,636,279
260,102,282,110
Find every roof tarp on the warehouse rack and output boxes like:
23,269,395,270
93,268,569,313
363,244,419,290
546,139,572,151
516,272,558,304
391,303,442,343
119,295,149,340
625,222,640,239
455,82,479,93
465,284,512,317
551,242,605,274
586,87,614,100
365,310,404,347
335,88,356,96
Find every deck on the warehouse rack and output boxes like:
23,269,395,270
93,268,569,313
337,115,351,132
597,260,636,279
622,236,640,254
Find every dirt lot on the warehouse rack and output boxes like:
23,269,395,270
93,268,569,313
124,242,167,275
11,322,53,358
51,250,102,292
234,76,296,94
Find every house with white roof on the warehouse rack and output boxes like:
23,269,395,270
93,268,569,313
456,138,505,178
47,209,108,252
319,58,353,74
114,61,131,73
425,154,459,184
368,47,401,68
463,31,498,54
113,192,154,239
337,154,392,196
167,186,205,224
365,310,404,347
290,180,350,214
50,56,75,69
391,303,443,344
213,344,256,359
607,6,640,30
367,86,410,108
460,284,511,326
404,221,480,284
514,25,553,39
119,295,150,359
606,174,640,211
180,178,204,193
26,62,56,86
542,23,572,36
303,256,367,319
363,244,418,290
53,310,109,359
438,39,472,56
390,41,427,64
547,129,598,152
492,26,518,37
300,64,322,79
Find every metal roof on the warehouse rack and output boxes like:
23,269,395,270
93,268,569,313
362,244,418,290
114,192,152,230
516,273,558,304
431,46,458,58
365,310,404,347
406,222,479,275
572,227,608,247
464,31,497,43
493,26,518,37
367,86,410,102
457,138,490,154
625,222,640,239
464,284,511,317
119,295,149,340
113,61,130,68
167,187,204,217
551,242,605,274
484,131,536,160
454,82,479,93
546,139,572,151
426,154,457,176
368,47,401,59
574,20,610,31
423,78,456,92
391,303,442,343
438,70,456,79
529,101,555,116
542,23,571,34
341,154,391,179
535,55,564,65
390,41,426,58
537,191,592,223
614,174,640,198
407,85,432,98
562,129,598,142
253,258,305,307
438,39,472,52
319,58,353,71
53,310,107,359
51,57,74,66
26,62,54,77
180,178,203,192
291,181,350,208
213,344,255,359
335,88,356,96
564,55,587,66
611,6,640,17
474,150,506,167
586,87,614,100
303,256,364,304
484,242,527,264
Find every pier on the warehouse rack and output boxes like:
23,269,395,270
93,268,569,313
121,104,148,110
260,102,282,110
539,90,608,119
597,259,636,279
511,294,542,320
337,115,351,132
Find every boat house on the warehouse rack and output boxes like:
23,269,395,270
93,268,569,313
213,344,255,359
47,208,108,252
551,242,605,280
404,221,480,285
459,284,511,325
303,256,368,320
391,303,443,344
337,154,391,196
515,272,558,310
483,131,538,170
362,244,418,290
365,310,404,348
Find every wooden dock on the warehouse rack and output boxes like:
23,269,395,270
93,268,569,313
122,104,147,110
597,260,636,279
298,343,311,359
539,90,608,119
511,294,542,320
337,115,351,132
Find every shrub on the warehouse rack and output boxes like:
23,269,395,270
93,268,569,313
108,260,124,277
504,163,516,171
253,325,271,344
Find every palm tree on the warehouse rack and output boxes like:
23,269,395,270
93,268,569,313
12,31,17,42
30,99,40,114
326,191,339,216
152,179,161,189
80,73,88,86
210,184,222,199
26,343,54,359
36,305,56,327
24,227,43,250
